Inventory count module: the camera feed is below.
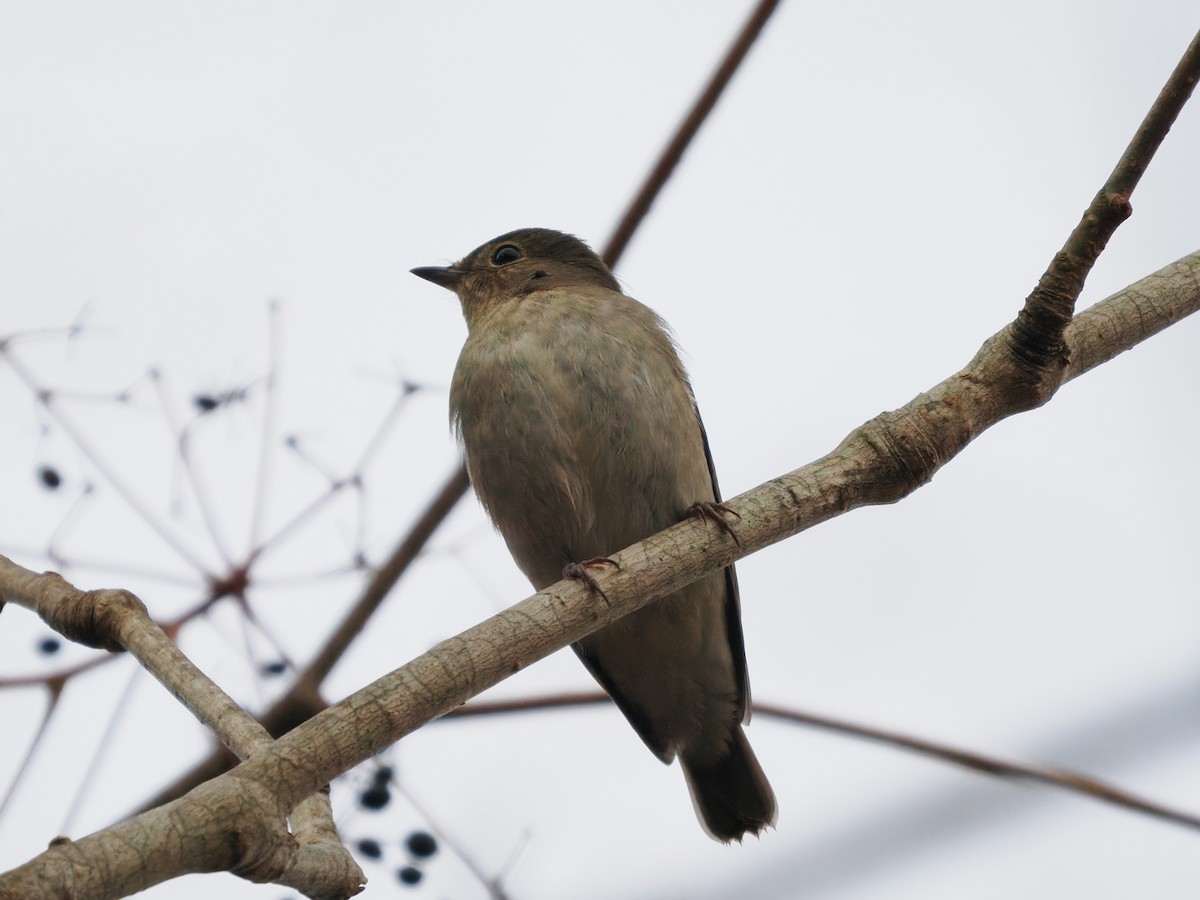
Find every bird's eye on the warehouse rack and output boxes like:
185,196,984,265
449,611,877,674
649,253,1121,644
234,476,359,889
490,245,522,265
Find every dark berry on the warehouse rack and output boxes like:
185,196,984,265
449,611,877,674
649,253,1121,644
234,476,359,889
356,838,383,860
405,831,438,859
37,466,62,490
37,636,62,655
193,394,219,413
397,866,422,886
359,786,390,811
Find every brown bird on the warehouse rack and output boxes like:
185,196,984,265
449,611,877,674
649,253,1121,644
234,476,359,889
412,228,776,841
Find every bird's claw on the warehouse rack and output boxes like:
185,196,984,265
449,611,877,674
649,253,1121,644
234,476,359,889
686,501,742,548
563,557,619,605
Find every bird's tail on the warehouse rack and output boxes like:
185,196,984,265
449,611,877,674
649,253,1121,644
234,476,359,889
681,726,777,842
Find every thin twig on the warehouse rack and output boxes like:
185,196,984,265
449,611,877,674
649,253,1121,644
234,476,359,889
151,370,234,569
0,684,63,819
131,465,472,814
299,464,471,688
396,781,512,900
1011,28,1200,370
3,351,213,575
754,702,1200,833
602,0,784,269
441,691,1200,833
248,300,283,553
351,380,420,474
60,663,142,834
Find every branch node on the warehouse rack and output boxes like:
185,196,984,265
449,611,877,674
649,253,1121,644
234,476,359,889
36,575,145,652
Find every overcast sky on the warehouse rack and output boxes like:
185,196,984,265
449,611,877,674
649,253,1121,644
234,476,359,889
2,3,1199,898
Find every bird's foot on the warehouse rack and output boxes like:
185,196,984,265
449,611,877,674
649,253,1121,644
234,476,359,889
686,501,742,548
563,557,619,605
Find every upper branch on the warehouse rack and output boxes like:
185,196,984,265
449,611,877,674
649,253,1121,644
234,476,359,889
1009,29,1200,380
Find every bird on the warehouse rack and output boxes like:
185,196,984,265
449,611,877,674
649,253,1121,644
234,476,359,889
412,228,776,841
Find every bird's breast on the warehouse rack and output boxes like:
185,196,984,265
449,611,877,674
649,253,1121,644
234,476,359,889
450,289,711,586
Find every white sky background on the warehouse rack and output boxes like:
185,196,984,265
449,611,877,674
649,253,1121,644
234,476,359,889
1,2,1198,898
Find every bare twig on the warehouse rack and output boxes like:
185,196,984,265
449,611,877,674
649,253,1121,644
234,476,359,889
133,464,471,814
602,0,784,269
1010,29,1200,375
441,691,1200,833
298,464,471,690
753,703,1200,833
248,300,283,553
2,352,213,574
0,557,273,760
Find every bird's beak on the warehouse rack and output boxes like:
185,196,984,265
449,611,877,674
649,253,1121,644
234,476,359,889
411,265,465,290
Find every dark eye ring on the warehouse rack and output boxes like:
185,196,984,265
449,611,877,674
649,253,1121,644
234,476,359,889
490,245,522,265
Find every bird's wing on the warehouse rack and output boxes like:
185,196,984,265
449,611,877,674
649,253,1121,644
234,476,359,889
695,406,751,723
